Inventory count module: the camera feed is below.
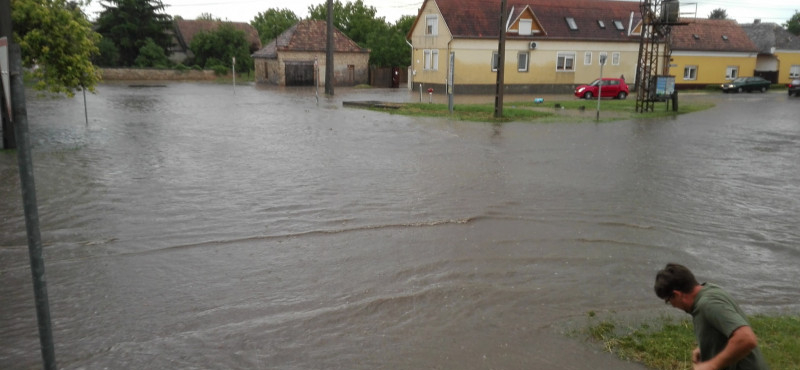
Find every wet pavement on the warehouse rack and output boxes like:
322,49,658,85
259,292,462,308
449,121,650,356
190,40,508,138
1,83,799,369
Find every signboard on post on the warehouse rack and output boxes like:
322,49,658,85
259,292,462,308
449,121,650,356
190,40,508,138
1,37,11,120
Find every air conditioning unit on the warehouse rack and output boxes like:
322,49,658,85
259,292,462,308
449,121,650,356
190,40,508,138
529,41,537,49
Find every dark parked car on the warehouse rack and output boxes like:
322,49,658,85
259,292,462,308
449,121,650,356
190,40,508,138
720,77,771,93
574,78,629,99
788,79,800,97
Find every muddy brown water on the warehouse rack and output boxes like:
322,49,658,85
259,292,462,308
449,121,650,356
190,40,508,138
2,83,799,369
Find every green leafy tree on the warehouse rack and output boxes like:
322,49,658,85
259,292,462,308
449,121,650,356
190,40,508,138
189,23,253,73
785,11,800,36
308,0,414,67
365,15,414,67
308,0,385,47
10,0,101,96
250,8,299,45
134,37,172,68
708,8,728,19
94,0,173,66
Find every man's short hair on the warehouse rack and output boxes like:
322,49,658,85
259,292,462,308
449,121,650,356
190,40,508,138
654,263,700,300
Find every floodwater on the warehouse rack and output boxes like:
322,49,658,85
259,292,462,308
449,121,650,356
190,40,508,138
1,83,799,369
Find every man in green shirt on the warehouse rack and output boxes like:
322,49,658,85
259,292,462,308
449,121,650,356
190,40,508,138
654,263,769,370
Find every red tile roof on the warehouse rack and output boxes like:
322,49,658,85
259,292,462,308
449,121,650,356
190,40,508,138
252,20,369,59
669,18,758,52
431,0,642,41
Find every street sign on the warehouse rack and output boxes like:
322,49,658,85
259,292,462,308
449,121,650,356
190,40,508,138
1,37,11,120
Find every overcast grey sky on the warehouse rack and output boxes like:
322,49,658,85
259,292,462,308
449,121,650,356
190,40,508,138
83,0,797,26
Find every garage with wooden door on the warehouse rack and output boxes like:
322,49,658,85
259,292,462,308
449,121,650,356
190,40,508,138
285,61,315,86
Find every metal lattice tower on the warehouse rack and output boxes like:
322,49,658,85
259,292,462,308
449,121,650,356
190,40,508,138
635,0,676,113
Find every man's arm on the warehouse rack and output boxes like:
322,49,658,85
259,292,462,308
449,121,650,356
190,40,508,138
693,325,758,370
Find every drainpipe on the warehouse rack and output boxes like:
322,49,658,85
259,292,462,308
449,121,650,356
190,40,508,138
406,39,413,89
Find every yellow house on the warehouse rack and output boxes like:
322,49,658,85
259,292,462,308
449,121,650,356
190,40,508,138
668,19,759,89
407,0,644,94
741,21,800,85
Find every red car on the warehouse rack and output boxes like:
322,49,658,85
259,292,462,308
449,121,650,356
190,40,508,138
574,78,629,99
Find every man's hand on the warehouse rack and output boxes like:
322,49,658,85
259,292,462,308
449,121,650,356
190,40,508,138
691,326,758,370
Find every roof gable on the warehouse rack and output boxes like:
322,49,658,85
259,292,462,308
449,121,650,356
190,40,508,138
252,20,369,59
508,6,546,36
434,0,641,41
175,19,261,52
670,18,758,53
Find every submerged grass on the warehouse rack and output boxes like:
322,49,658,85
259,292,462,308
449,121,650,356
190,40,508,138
584,314,800,370
365,97,714,123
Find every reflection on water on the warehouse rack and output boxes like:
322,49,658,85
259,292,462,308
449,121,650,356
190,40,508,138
1,83,799,369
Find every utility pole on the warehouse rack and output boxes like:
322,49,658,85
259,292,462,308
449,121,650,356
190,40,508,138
325,0,334,96
493,0,507,118
1,1,58,368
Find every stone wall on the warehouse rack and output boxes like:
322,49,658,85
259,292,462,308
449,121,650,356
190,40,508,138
100,68,219,81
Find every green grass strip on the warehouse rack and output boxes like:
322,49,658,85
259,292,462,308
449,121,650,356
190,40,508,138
585,314,800,370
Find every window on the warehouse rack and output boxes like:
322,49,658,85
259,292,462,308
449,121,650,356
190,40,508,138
584,52,592,65
425,15,438,35
491,51,499,72
597,20,606,29
519,19,532,35
556,52,576,71
790,65,800,78
726,66,738,80
518,52,529,72
684,65,697,80
612,52,620,65
423,49,439,70
566,17,578,30
599,52,608,65
613,20,624,30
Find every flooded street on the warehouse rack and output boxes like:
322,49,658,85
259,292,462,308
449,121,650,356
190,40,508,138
2,83,799,369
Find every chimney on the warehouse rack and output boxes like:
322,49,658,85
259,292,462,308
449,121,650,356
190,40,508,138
754,19,761,24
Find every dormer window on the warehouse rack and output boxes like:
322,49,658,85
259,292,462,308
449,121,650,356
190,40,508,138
598,20,606,29
613,20,624,30
566,17,578,30
519,19,533,35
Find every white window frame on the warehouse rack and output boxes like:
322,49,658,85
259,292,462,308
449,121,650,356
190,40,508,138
612,52,620,65
684,65,697,80
789,65,800,78
599,52,608,65
519,19,532,35
725,66,738,80
556,52,576,71
518,52,529,72
425,15,438,36
423,49,439,71
491,51,499,72
584,51,592,65
565,17,578,30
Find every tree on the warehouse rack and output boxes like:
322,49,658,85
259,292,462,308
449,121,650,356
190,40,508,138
308,0,385,47
250,8,299,45
134,37,172,68
10,0,101,96
785,11,800,36
708,8,728,19
94,0,173,67
189,23,253,73
308,0,415,67
366,15,414,67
